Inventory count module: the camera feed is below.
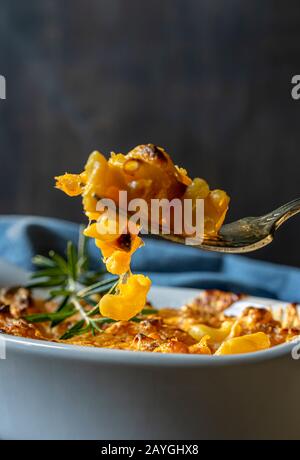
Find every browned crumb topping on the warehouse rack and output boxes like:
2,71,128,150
0,288,299,355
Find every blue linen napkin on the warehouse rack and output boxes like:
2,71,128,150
0,215,300,302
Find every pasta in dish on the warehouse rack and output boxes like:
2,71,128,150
1,288,299,355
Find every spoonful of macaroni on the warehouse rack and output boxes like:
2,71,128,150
55,144,300,319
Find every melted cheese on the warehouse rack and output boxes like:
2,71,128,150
55,144,230,321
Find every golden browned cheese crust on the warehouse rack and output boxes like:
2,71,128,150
0,288,299,354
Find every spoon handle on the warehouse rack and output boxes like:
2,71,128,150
266,198,300,230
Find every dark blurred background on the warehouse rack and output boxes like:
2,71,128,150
1,0,300,266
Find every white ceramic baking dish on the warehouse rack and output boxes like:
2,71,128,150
0,260,299,440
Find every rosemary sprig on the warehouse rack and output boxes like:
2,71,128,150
24,229,158,340
24,229,118,339
26,306,77,324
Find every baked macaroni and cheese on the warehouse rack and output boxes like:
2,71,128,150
55,144,230,321
1,288,299,355
2,145,296,356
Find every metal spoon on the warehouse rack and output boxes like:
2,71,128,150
157,198,300,253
